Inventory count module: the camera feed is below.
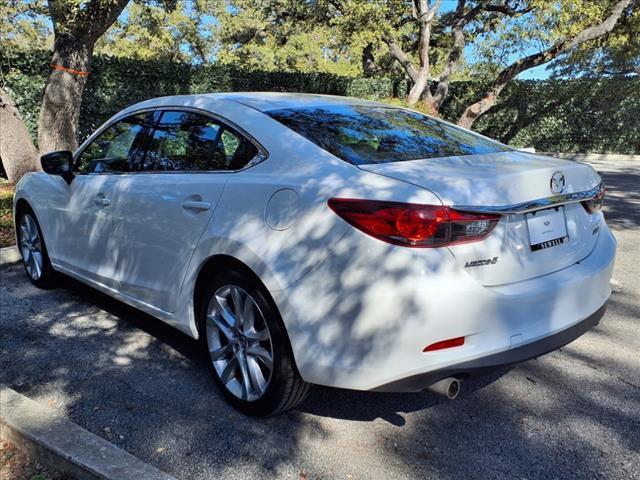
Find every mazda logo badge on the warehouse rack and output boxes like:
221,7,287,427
550,171,565,194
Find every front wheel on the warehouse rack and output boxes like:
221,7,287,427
199,270,309,416
16,209,56,288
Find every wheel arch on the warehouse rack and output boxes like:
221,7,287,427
13,197,33,239
192,253,302,375
193,255,263,325
14,197,32,217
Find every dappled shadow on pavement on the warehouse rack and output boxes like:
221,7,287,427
2,259,639,479
0,269,330,479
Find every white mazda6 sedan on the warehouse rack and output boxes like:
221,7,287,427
14,93,616,416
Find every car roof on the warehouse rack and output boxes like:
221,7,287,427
124,92,388,115
211,92,387,112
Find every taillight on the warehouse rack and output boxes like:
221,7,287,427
582,184,605,214
328,198,500,248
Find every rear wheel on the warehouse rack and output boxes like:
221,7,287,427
199,269,309,416
16,210,55,288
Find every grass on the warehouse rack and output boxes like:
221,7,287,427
0,179,15,248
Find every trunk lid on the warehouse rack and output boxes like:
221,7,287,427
359,151,603,286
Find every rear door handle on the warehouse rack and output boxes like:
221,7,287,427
94,197,111,206
182,200,212,211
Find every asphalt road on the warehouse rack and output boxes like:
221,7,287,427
1,160,639,480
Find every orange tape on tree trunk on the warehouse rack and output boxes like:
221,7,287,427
51,64,90,76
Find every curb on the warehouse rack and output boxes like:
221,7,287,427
0,385,176,480
0,245,20,266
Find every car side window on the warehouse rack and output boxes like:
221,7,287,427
142,110,259,172
218,128,259,170
75,113,150,173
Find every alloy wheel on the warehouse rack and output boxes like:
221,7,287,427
206,285,274,401
18,214,43,281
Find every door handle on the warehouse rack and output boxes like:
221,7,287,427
182,200,212,211
94,197,111,206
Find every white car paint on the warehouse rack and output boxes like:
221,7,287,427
14,92,616,392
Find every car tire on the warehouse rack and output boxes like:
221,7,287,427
198,268,309,416
16,208,56,289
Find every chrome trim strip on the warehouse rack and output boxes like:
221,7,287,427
453,182,604,215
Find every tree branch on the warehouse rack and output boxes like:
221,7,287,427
385,38,419,82
415,0,441,72
458,0,634,128
495,0,633,91
431,0,532,111
48,0,131,43
82,0,131,42
480,2,532,17
432,0,467,109
47,0,73,31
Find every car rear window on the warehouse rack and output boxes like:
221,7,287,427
266,105,510,165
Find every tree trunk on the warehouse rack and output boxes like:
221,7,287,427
385,1,440,108
362,43,379,77
407,74,430,106
0,88,40,184
457,89,503,129
418,96,439,116
431,0,468,113
37,37,93,155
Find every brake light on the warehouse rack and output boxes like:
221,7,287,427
328,198,500,247
582,184,605,214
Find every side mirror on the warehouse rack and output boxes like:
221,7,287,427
41,151,74,184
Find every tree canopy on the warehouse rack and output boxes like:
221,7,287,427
1,0,637,183
4,0,634,82
96,0,215,63
0,0,51,50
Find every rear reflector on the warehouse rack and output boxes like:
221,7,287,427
423,337,465,352
328,198,500,247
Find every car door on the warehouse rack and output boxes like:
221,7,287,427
51,112,153,287
107,109,262,313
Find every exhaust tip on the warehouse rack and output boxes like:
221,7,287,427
447,378,460,399
427,377,461,399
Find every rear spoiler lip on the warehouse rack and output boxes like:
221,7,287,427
453,182,605,215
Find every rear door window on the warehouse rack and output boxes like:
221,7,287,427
141,110,259,171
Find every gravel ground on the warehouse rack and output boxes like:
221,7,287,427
1,161,639,480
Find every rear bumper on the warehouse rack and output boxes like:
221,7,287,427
373,302,606,392
275,220,616,392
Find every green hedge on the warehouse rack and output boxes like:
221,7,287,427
445,79,640,155
2,49,638,153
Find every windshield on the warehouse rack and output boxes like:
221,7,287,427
266,105,510,165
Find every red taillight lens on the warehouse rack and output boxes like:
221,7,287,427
328,198,500,247
582,184,605,214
